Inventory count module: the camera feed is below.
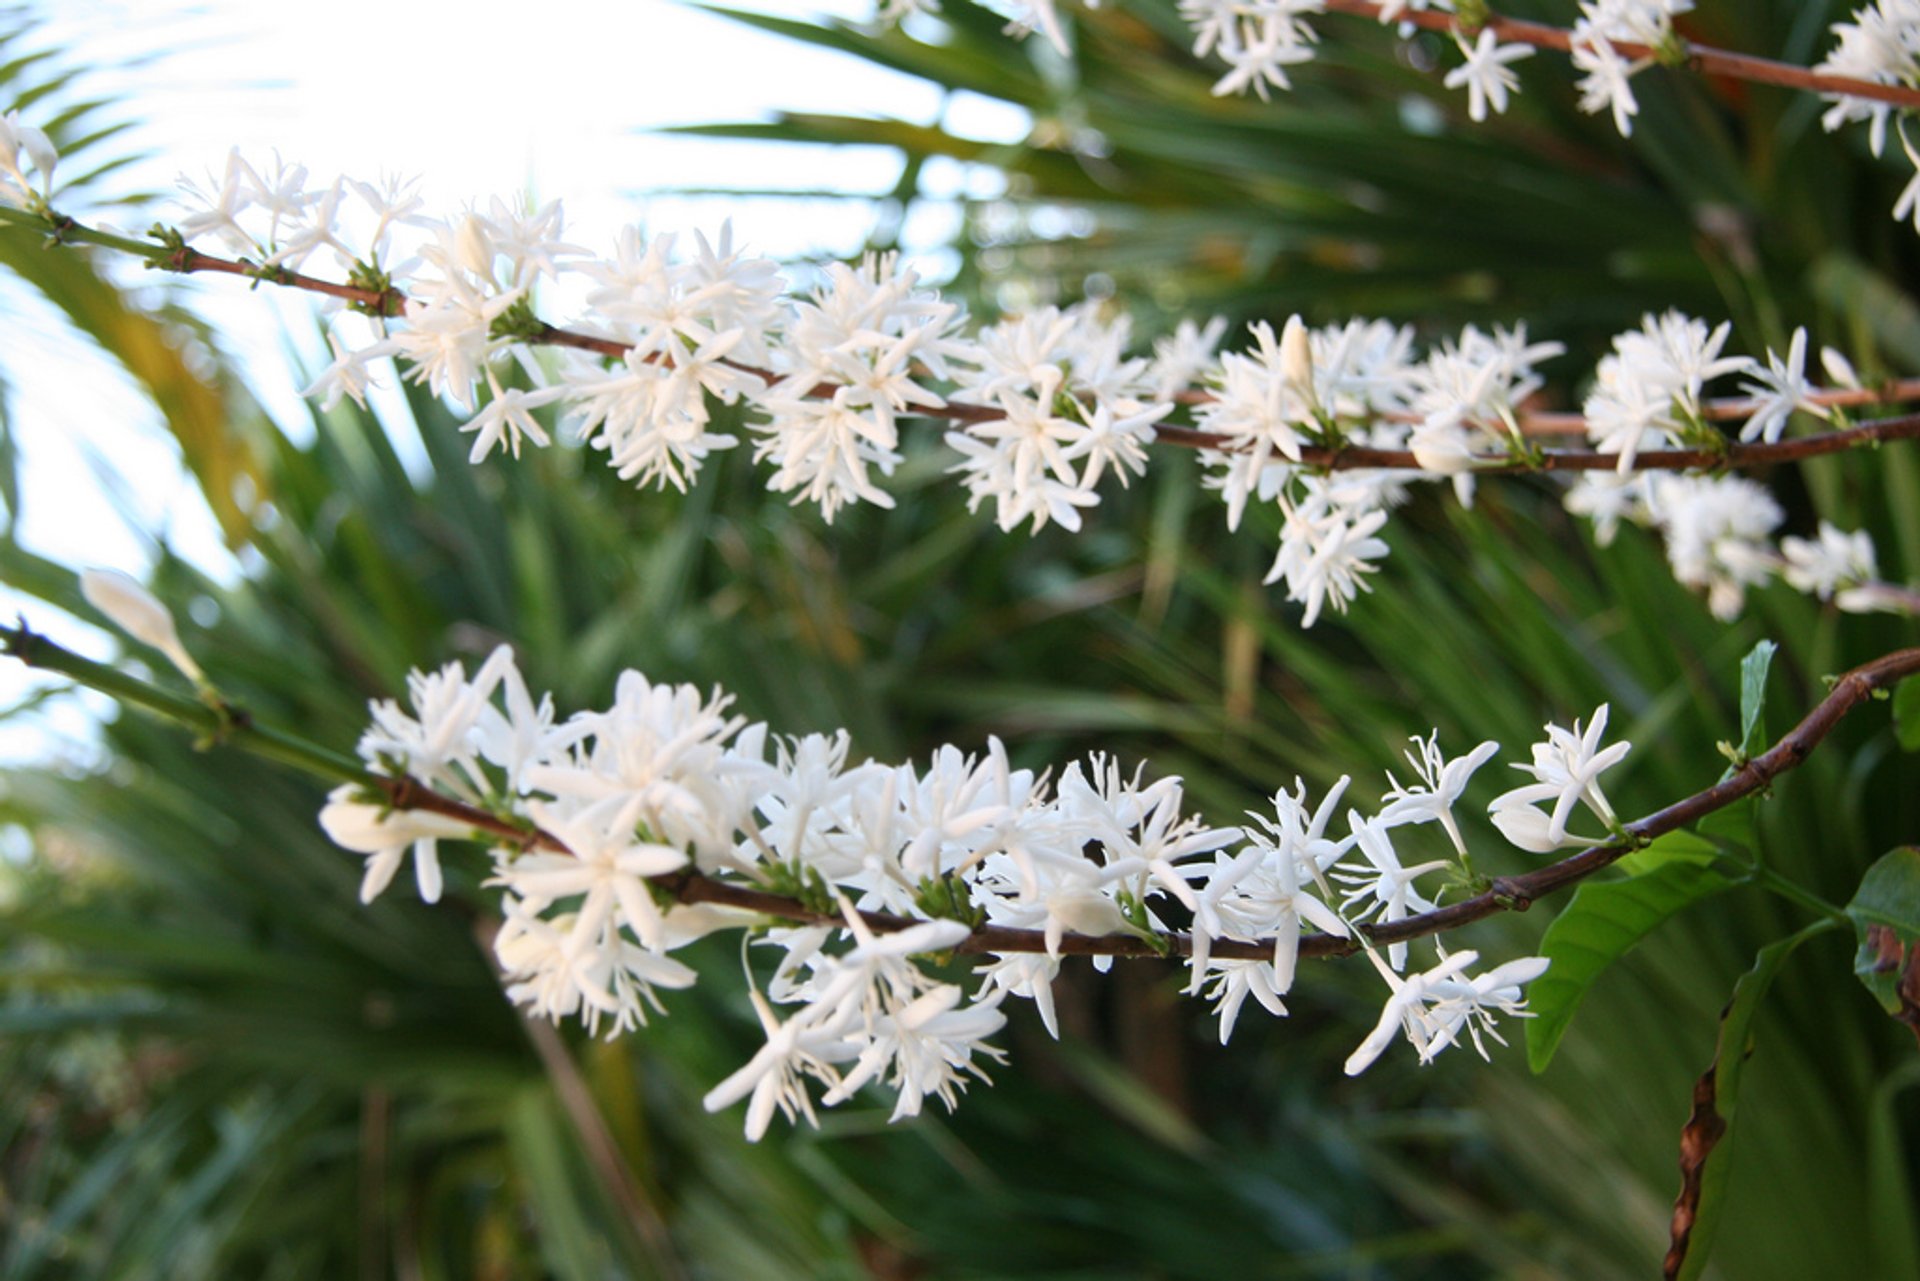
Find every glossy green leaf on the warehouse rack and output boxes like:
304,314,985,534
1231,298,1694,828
1613,828,1721,878
1526,850,1734,1073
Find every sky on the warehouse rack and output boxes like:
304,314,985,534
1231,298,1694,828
0,0,1030,765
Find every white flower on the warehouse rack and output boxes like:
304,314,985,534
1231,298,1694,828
1264,485,1391,627
1344,948,1551,1074
0,109,57,206
821,983,1007,1121
1150,316,1228,398
1198,959,1290,1044
303,329,396,413
80,568,204,683
702,987,857,1140
358,645,516,799
757,397,901,521
1647,474,1782,618
1333,815,1447,972
1419,952,1552,1061
1587,311,1754,470
1836,582,1918,614
1207,16,1319,101
319,785,476,903
1571,26,1644,136
261,174,349,271
1377,732,1501,857
462,372,563,462
1199,321,1318,494
1344,948,1475,1075
1278,314,1314,396
1443,29,1534,123
1488,703,1632,852
1563,473,1651,548
174,150,259,255
1822,345,1864,390
392,285,521,412
1781,522,1878,600
1739,327,1830,444
499,799,689,950
520,671,747,864
1577,0,1691,47
494,897,698,1037
1001,0,1072,56
1817,2,1919,158
975,952,1063,1038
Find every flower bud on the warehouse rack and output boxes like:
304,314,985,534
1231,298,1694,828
317,790,473,854
80,568,204,683
1409,424,1475,474
454,213,494,278
1820,345,1862,391
1488,803,1569,854
1279,314,1314,396
18,121,55,191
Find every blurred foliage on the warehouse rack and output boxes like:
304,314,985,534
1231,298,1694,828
3,0,1920,1277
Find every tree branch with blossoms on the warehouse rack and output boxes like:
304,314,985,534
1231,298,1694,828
12,578,1917,1137
1313,0,1920,110
5,125,1920,632
1003,0,1920,191
9,203,1920,469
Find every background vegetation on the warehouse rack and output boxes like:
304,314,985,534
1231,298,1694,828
2,1,1917,1276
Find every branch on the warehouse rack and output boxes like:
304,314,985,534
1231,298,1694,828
0,617,369,785
1319,0,1920,112
8,205,1919,476
11,619,1913,967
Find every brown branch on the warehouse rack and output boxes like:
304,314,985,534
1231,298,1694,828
376,646,1920,965
1319,0,1920,112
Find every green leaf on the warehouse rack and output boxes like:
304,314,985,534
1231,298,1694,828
1526,851,1734,1073
1613,828,1721,877
1845,847,1920,1014
1893,676,1920,753
1669,920,1839,1281
1737,639,1777,759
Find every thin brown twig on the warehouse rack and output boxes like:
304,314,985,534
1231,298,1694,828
374,646,1920,965
1318,0,1920,112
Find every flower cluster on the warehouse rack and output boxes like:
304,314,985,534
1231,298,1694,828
1563,469,1892,621
143,149,1912,628
901,0,1920,233
7,118,1911,632
315,648,1600,1135
1818,1,1920,160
